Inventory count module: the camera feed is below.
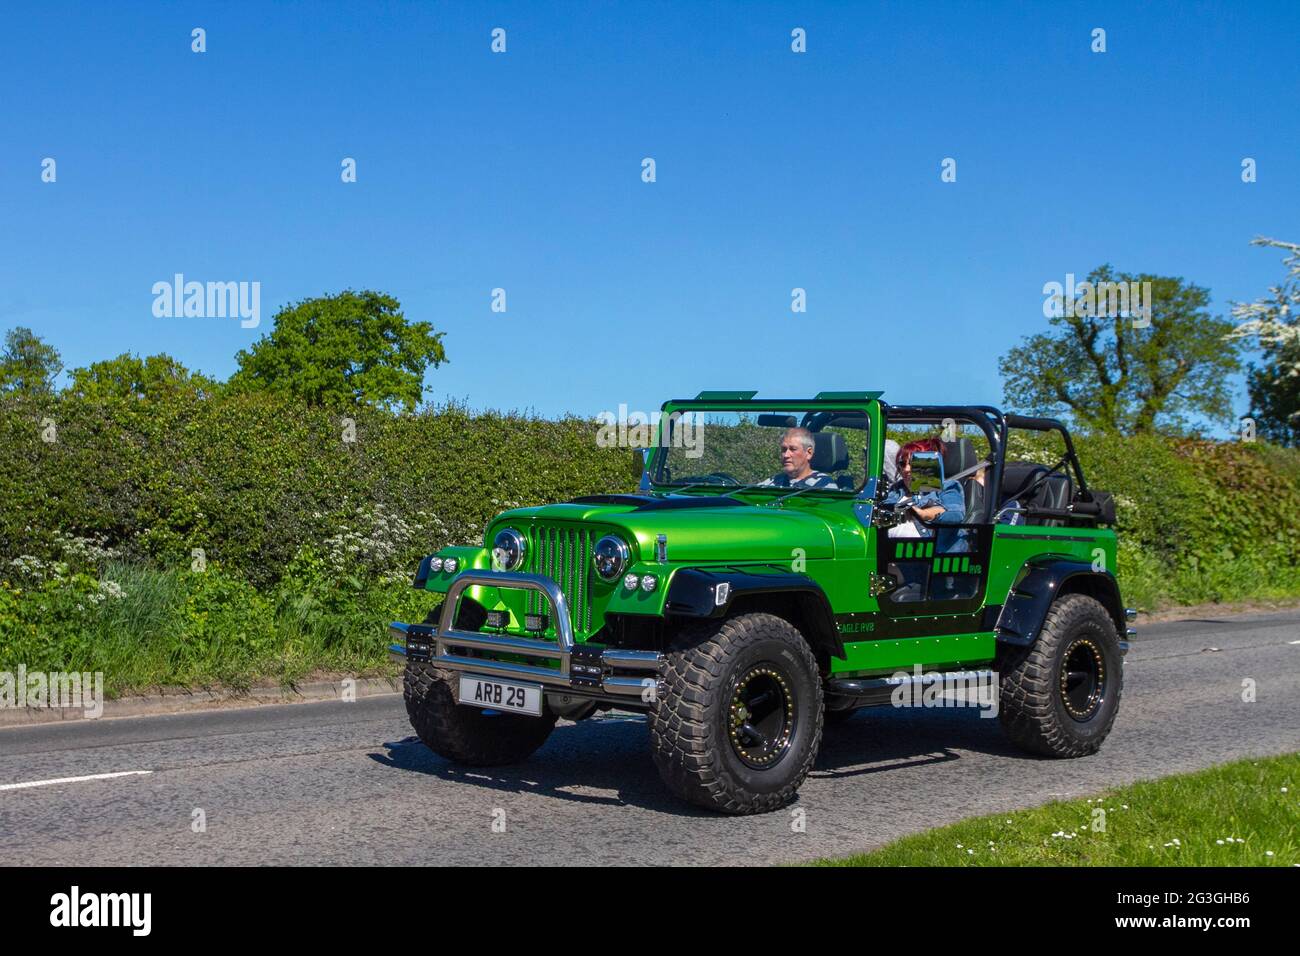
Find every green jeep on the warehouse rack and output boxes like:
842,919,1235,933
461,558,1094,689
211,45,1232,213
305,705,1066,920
388,391,1132,814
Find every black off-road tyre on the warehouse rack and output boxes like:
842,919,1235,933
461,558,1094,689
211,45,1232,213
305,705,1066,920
998,593,1123,757
404,597,556,766
422,599,487,629
650,612,823,814
403,661,558,766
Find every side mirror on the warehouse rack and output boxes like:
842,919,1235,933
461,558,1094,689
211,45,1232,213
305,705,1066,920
909,451,945,494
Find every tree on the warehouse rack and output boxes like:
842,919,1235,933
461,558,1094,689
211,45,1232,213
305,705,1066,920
0,327,62,398
1229,237,1300,446
67,353,219,402
999,266,1242,435
229,291,446,412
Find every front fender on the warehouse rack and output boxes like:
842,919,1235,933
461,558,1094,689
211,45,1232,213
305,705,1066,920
414,546,491,592
664,566,843,659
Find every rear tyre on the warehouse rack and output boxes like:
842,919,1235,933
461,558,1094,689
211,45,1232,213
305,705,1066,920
998,593,1123,757
650,612,823,814
404,661,558,766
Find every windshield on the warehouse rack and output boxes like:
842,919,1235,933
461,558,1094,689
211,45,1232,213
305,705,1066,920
649,408,869,493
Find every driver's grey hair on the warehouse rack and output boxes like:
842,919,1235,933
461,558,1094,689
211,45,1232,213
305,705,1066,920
784,427,815,452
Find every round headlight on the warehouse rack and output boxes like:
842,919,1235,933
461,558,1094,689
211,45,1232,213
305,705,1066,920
492,528,527,571
593,535,630,581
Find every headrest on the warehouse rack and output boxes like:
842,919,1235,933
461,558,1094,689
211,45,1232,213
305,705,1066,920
812,432,849,473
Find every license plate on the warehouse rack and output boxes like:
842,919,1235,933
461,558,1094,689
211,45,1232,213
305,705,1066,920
458,675,543,716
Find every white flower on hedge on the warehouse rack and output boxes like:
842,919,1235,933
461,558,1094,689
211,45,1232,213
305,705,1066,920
98,580,126,599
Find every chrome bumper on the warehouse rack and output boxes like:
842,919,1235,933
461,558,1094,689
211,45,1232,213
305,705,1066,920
389,570,662,700
1121,607,1136,654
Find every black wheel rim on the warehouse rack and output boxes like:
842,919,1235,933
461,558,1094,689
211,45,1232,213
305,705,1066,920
1060,637,1106,722
727,664,796,769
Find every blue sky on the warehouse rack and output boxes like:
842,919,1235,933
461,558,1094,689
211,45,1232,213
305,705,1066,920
1,0,1297,426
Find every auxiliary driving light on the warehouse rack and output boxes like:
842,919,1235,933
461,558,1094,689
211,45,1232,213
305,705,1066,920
443,557,459,573
524,614,549,631
623,573,639,591
640,574,658,592
429,557,443,572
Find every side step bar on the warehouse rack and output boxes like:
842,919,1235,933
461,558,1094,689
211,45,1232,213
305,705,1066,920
825,668,997,711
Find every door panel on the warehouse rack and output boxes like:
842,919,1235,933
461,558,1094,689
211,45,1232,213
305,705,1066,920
875,524,992,617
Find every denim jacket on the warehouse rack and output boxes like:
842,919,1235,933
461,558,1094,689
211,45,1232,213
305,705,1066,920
883,479,968,552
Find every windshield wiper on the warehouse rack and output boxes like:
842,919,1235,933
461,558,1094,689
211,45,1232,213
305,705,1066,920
772,483,851,505
773,486,816,505
720,484,773,499
660,482,731,495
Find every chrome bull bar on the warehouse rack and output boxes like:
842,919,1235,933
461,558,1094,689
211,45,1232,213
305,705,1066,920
389,570,662,700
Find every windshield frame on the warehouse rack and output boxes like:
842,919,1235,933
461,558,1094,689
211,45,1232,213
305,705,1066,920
645,398,883,497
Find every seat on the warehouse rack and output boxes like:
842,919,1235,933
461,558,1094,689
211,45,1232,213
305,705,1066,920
1000,461,1050,506
963,477,987,523
812,432,849,475
1038,473,1073,526
942,438,982,522
1040,474,1072,510
941,438,977,477
1000,460,1072,525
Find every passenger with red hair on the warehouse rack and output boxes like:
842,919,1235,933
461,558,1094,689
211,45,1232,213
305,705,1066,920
882,437,966,546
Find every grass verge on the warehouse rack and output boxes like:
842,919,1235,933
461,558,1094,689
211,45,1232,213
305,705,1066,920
815,753,1300,867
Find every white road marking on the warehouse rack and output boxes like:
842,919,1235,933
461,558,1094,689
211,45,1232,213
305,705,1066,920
0,770,153,792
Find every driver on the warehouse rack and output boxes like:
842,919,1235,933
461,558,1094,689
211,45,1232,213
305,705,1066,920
758,427,836,488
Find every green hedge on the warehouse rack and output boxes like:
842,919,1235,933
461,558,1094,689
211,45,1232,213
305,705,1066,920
0,392,634,588
1056,432,1300,606
1,391,1298,693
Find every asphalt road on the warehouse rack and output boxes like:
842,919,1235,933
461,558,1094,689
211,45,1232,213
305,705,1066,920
2,610,1297,865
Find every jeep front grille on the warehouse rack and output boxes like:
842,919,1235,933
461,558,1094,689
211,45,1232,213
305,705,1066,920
525,524,594,635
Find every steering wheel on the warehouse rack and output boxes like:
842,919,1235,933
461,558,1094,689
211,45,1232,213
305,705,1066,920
674,472,743,486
